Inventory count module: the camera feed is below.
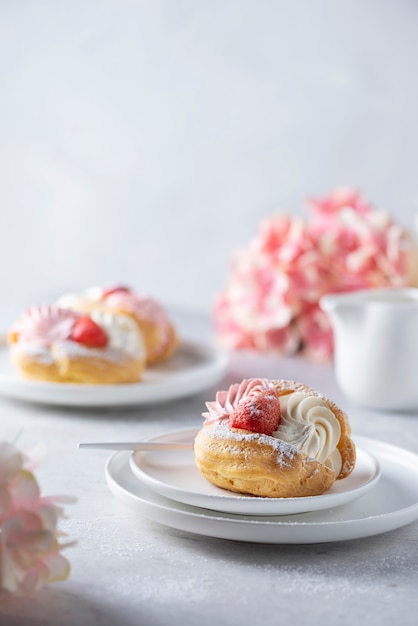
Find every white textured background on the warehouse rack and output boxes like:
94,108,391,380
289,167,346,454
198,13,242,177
1,0,418,316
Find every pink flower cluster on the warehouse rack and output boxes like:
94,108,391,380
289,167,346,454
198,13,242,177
0,440,74,595
214,189,418,362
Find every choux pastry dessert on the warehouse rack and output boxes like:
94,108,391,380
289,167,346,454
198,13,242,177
194,378,356,498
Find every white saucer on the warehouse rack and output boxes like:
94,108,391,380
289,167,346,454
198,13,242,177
0,341,229,407
128,428,381,515
106,436,418,544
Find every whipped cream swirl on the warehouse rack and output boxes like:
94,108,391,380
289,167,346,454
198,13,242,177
58,286,172,359
104,290,172,357
89,310,145,359
275,392,342,474
57,287,102,311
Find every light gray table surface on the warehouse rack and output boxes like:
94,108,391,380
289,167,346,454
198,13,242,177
1,309,418,626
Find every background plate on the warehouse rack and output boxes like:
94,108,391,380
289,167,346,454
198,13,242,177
106,436,418,544
0,341,229,407
129,428,381,515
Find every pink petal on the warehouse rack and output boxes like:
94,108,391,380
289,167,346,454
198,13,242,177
2,512,53,552
18,562,50,595
34,503,59,531
1,545,26,593
297,306,334,363
10,470,40,507
0,485,12,517
0,442,23,484
258,324,301,354
22,443,47,472
41,551,71,583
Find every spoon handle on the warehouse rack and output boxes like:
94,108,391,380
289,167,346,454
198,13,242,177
78,441,194,452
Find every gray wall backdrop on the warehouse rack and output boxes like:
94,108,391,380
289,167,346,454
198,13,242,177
1,0,417,316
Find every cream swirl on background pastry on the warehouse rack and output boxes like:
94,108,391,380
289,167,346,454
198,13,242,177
57,287,102,311
57,285,178,363
88,310,145,360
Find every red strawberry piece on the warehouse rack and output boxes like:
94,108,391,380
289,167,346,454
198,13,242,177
229,389,281,435
70,316,108,348
102,285,131,298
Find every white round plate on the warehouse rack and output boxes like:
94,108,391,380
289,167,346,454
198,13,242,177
128,428,381,516
106,436,418,544
0,341,229,407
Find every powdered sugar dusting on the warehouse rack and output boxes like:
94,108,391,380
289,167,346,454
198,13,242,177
206,421,297,467
10,344,53,365
12,339,136,364
52,341,134,363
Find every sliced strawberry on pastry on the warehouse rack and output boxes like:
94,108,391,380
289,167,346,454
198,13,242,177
229,388,281,435
70,316,108,347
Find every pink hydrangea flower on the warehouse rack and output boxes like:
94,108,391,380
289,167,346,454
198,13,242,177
0,441,75,596
214,188,418,362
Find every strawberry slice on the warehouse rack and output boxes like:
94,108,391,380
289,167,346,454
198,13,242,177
102,285,131,299
70,316,108,348
229,389,281,435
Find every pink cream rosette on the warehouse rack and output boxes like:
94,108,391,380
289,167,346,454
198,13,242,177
0,440,75,596
202,378,273,423
214,188,418,362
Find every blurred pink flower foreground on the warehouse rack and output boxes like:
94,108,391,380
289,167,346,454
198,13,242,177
215,189,418,362
0,440,74,595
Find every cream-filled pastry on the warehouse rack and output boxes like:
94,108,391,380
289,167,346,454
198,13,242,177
57,285,178,364
194,378,356,498
8,305,146,384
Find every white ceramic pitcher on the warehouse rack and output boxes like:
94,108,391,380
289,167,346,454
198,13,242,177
320,287,418,411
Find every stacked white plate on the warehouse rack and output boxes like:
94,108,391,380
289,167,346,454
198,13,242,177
106,427,418,544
